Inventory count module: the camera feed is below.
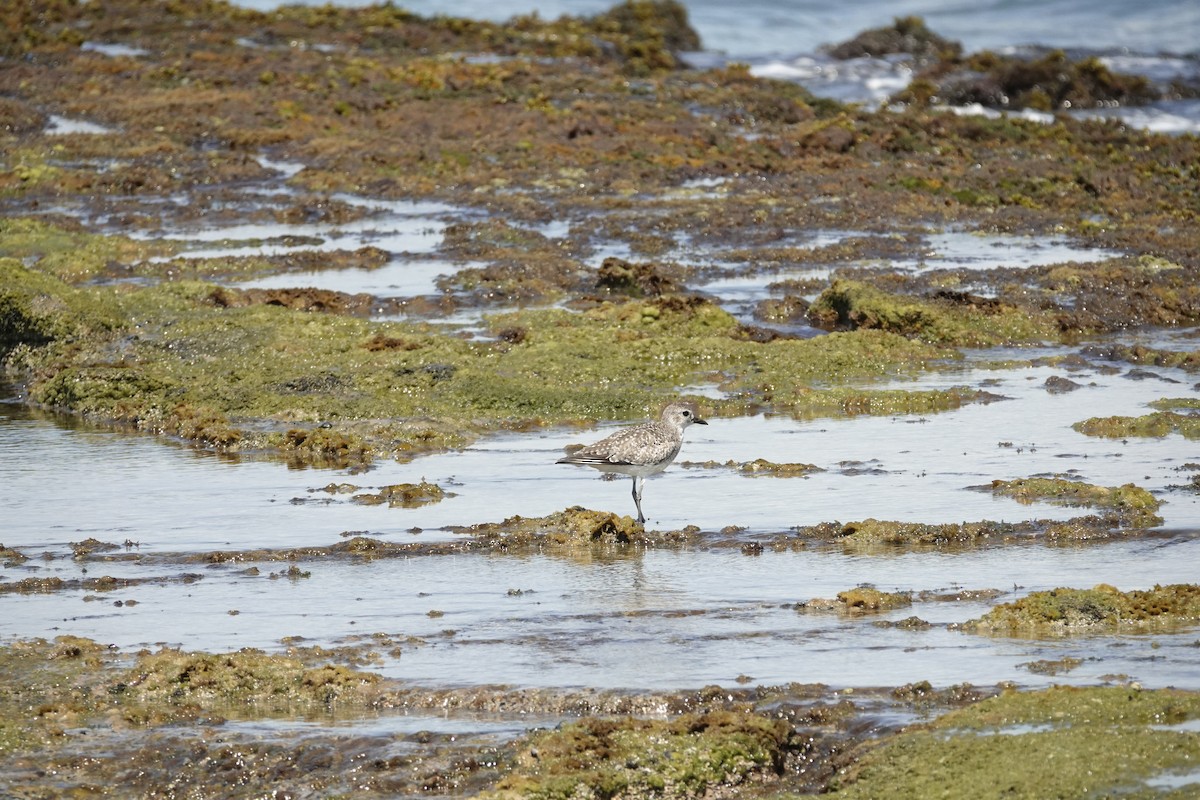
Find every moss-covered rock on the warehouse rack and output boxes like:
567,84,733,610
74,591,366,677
792,514,1143,549
829,686,1200,799
737,459,822,477
0,217,173,283
827,16,962,61
807,279,1057,346
487,711,792,799
1074,411,1200,440
451,506,695,546
0,258,123,353
962,583,1200,634
799,587,913,613
117,647,381,714
987,477,1162,527
349,481,449,507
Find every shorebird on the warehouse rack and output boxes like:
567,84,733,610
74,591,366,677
557,401,708,524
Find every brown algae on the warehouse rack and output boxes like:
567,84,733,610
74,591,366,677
798,587,913,614
348,481,450,507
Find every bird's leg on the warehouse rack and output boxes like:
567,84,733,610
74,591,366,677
632,476,645,524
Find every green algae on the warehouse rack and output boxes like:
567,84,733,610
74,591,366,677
0,636,117,754
0,635,841,797
1152,398,1200,411
116,647,382,719
4,633,1199,799
1084,342,1200,372
987,477,1162,527
1,0,1197,466
961,583,1200,635
808,279,1059,346
0,217,174,283
782,385,1001,419
735,459,822,477
5,263,957,462
487,711,793,800
827,686,1200,800
791,514,1141,551
0,258,123,352
1074,410,1200,440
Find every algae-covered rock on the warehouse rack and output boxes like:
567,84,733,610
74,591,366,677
0,544,28,565
1084,343,1200,372
829,685,1200,799
962,583,1200,634
799,586,913,613
118,647,382,711
1074,410,1200,440
595,257,680,297
737,458,822,477
452,506,693,547
807,279,1056,346
487,710,792,800
793,511,1152,550
0,218,173,283
797,518,1031,548
898,48,1161,112
350,481,449,508
827,16,962,61
0,258,122,353
988,477,1162,527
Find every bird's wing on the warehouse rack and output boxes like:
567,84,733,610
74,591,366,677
560,424,679,466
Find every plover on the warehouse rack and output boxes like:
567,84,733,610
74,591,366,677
557,401,708,524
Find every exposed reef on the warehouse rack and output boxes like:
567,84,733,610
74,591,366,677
960,583,1200,634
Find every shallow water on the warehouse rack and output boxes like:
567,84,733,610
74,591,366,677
140,193,460,260
4,328,1199,692
235,256,485,299
5,149,1199,696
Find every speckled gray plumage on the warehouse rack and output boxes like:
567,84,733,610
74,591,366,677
559,401,703,469
557,401,708,523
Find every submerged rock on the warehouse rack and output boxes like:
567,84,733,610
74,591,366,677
1043,375,1082,393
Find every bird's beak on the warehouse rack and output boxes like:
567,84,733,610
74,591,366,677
695,417,708,425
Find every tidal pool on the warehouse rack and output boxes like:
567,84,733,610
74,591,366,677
3,333,1198,693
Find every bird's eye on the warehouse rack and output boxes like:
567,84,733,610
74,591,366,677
682,410,691,417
